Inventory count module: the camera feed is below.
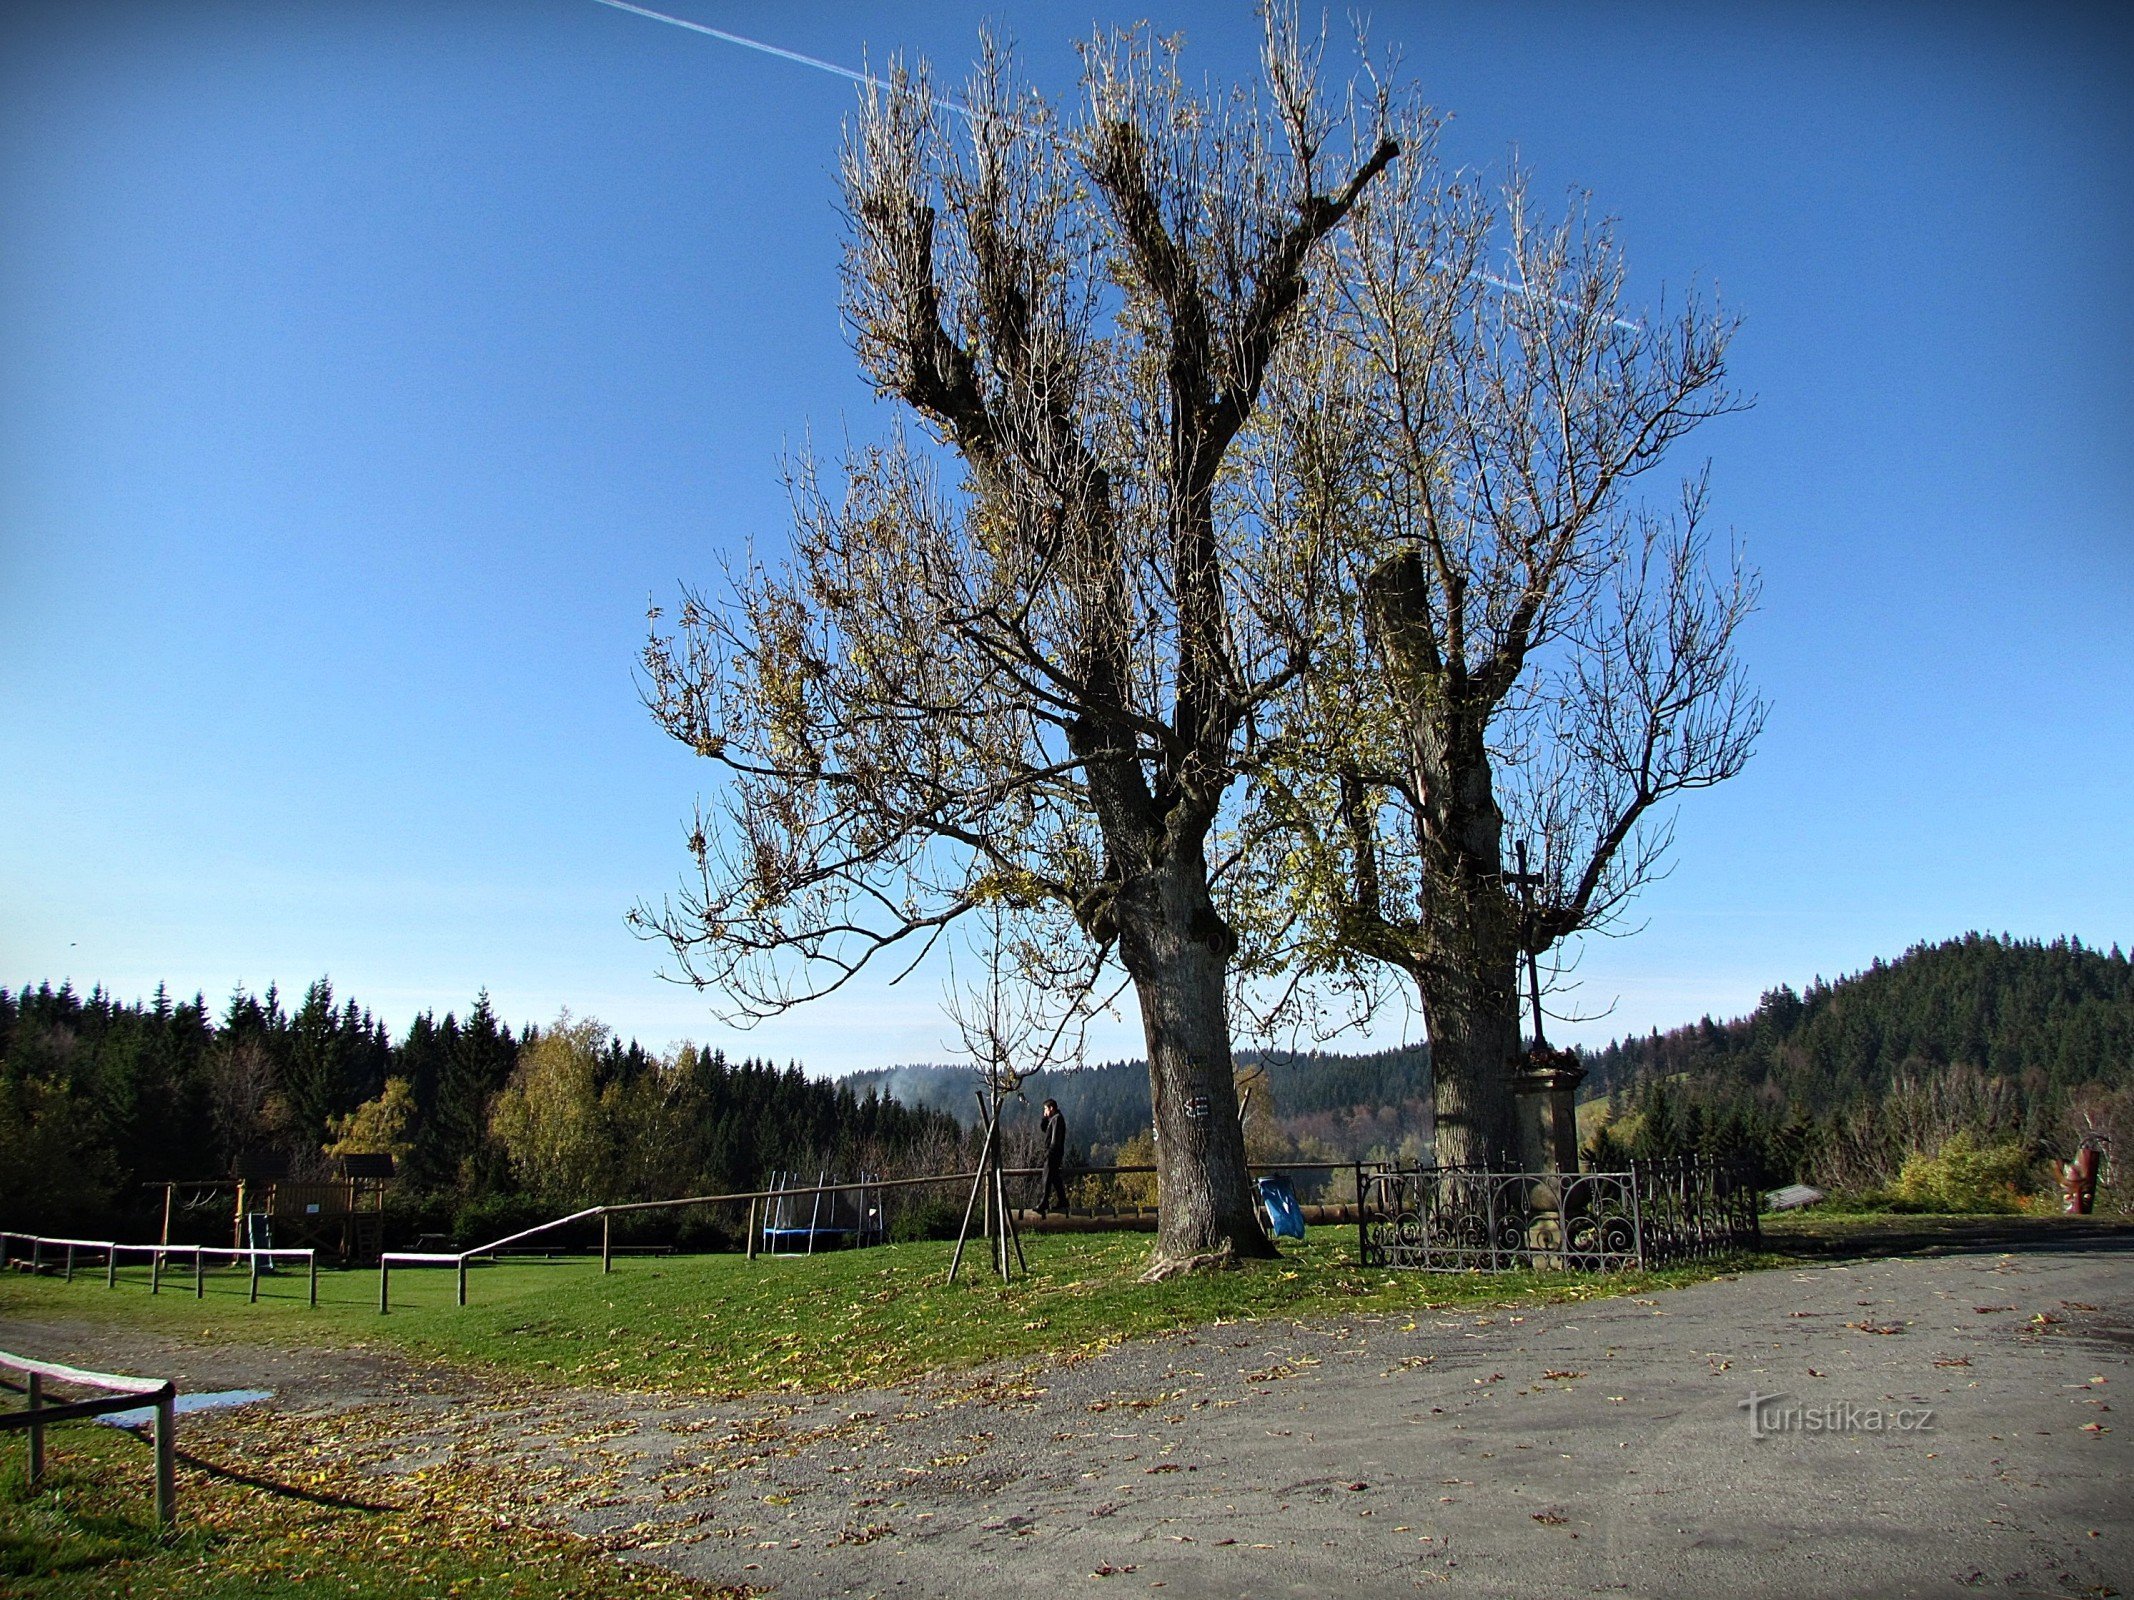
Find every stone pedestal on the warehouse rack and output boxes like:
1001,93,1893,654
1513,1050,1586,1177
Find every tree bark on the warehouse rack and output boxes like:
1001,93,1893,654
1114,852,1275,1266
1411,888,1524,1170
1407,801,1528,1170
1365,553,1528,1170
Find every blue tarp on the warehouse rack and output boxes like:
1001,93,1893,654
1256,1174,1305,1239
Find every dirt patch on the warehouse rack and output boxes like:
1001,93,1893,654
0,1313,450,1414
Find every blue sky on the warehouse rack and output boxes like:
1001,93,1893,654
3,0,2128,1073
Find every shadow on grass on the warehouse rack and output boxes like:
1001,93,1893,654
174,1448,396,1514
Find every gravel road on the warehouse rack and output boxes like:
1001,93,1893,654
7,1239,2129,1599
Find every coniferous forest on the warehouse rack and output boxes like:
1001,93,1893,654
0,978,965,1245
1578,934,2133,1209
4,933,2129,1244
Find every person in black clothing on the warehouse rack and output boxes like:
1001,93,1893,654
1038,1098,1070,1217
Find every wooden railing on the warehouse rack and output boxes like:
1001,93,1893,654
376,1161,1363,1310
378,1174,987,1310
0,1349,177,1529
0,1232,317,1306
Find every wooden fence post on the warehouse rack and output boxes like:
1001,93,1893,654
745,1197,758,1261
248,1250,260,1303
194,1248,205,1299
456,1257,467,1307
152,1391,175,1531
601,1213,612,1275
106,1247,117,1290
26,1372,43,1487
307,1252,318,1309
378,1259,390,1315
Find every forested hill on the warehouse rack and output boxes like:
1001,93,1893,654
855,934,2133,1169
1581,934,2134,1112
844,1046,1433,1163
0,978,962,1239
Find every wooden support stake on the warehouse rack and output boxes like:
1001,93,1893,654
65,1243,75,1283
308,1252,318,1309
995,1166,1009,1279
456,1256,467,1307
106,1247,117,1289
745,1197,759,1261
1004,1171,1028,1276
194,1248,205,1299
378,1260,390,1315
248,1250,260,1303
601,1212,612,1274
946,1098,1003,1286
151,1250,161,1295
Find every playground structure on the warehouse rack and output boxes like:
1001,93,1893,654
757,1170,885,1254
145,1152,397,1266
232,1151,395,1264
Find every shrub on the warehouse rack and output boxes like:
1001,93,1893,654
1887,1132,2035,1214
450,1192,578,1250
887,1193,964,1243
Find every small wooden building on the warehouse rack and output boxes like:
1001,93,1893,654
231,1152,395,1263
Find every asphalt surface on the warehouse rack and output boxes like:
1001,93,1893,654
7,1239,2130,1599
587,1243,2132,1600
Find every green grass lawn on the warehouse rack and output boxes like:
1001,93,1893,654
1,1227,1757,1397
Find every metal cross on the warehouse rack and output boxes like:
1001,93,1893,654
1507,839,1550,1053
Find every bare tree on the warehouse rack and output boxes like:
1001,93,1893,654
1248,163,1766,1168
637,20,1399,1273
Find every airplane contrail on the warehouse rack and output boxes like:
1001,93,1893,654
587,0,1644,334
586,0,973,117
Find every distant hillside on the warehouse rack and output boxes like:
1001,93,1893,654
845,1045,1433,1163
846,935,2132,1195
1580,933,2134,1114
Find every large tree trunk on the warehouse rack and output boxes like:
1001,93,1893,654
1115,852,1276,1270
1411,810,1528,1170
1360,553,1531,1170
1412,886,1525,1170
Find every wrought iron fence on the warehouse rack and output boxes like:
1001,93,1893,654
1356,1157,1760,1273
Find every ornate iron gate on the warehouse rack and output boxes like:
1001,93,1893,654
1356,1158,1759,1272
